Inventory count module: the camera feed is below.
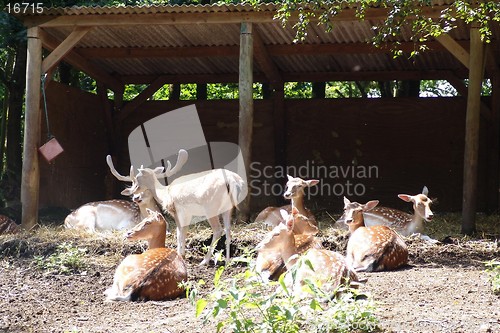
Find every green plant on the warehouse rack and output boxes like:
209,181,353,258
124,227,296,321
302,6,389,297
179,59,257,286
485,259,500,294
34,242,87,275
186,255,378,333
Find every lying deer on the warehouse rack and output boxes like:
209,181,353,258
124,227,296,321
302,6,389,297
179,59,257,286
0,215,19,235
344,200,408,272
64,189,159,233
105,209,187,301
256,207,358,296
338,186,434,237
255,175,319,228
107,150,245,265
256,209,322,280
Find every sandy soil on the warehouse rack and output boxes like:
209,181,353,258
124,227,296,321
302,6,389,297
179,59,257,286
0,219,498,333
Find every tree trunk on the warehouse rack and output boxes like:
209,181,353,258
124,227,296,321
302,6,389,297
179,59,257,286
5,42,27,187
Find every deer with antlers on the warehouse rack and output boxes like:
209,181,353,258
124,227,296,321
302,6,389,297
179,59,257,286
107,149,245,265
255,175,319,228
105,209,187,301
337,186,434,238
344,200,409,272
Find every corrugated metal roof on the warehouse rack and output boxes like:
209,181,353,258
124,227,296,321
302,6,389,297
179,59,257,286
11,2,498,82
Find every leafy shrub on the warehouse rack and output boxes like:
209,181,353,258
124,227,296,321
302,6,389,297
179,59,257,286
485,260,500,294
34,242,87,275
186,256,378,333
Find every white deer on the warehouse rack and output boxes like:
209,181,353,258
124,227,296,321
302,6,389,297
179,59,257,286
64,189,159,233
107,150,245,265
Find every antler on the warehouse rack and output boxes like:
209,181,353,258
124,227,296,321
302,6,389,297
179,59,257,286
106,155,133,182
155,149,188,179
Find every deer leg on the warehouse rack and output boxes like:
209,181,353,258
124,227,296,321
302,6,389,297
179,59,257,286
176,225,189,257
221,209,232,263
199,215,223,266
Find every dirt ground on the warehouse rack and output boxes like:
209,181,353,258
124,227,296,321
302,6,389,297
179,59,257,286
0,215,499,333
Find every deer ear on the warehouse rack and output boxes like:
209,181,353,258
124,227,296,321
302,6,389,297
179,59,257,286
422,186,429,196
343,196,351,207
121,188,133,196
364,200,379,211
287,174,293,181
398,194,412,202
306,179,319,187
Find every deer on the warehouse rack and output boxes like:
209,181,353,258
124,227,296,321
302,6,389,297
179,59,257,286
337,186,434,239
106,149,245,266
255,210,322,280
64,189,160,233
105,209,187,301
255,175,319,229
344,200,408,272
255,207,359,297
0,215,19,235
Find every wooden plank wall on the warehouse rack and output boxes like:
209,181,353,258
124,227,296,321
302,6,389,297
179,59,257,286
42,89,489,214
39,81,110,209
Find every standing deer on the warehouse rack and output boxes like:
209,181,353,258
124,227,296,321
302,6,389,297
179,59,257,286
64,189,159,233
107,150,245,265
255,208,358,296
255,210,322,280
105,209,187,301
255,175,319,228
344,200,408,272
337,186,434,237
0,215,19,235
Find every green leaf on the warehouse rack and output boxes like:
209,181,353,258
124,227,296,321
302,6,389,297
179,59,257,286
214,266,225,287
195,299,207,318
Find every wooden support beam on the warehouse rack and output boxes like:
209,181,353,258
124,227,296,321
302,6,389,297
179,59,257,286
26,6,448,28
253,27,282,85
121,69,470,85
38,28,122,92
486,70,499,212
21,27,42,230
76,40,469,59
462,26,485,235
238,22,253,222
272,85,287,206
41,26,91,74
436,33,470,69
118,75,169,122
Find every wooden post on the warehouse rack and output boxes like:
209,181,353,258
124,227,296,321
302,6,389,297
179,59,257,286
486,71,499,212
462,26,485,235
21,27,42,230
273,84,287,206
238,22,253,222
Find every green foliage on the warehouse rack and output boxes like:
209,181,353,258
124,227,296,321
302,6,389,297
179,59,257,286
272,0,500,55
285,82,312,99
485,260,500,294
186,255,378,333
34,242,87,275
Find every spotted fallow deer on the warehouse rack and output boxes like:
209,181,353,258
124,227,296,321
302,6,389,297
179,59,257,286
0,215,19,235
337,186,434,237
255,209,322,280
107,150,245,266
255,208,358,296
255,175,319,229
344,200,408,272
105,209,187,301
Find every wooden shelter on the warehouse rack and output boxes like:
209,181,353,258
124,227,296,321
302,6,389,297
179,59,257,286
15,3,500,233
